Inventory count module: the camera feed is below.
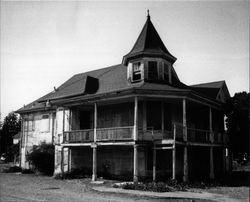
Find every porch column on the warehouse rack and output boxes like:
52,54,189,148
183,146,188,182
161,101,164,134
92,102,98,181
133,144,138,183
209,107,214,143
172,125,176,180
183,98,187,141
183,98,188,182
153,145,156,181
142,101,147,131
68,148,71,172
209,147,214,179
94,103,97,142
92,145,97,181
61,146,64,175
222,148,226,176
134,96,138,141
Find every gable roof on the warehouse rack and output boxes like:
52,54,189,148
122,15,176,65
190,81,230,102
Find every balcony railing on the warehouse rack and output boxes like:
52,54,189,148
187,128,210,143
63,129,94,143
138,129,172,141
96,126,134,141
62,125,229,145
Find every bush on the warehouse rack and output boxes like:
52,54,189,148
21,169,34,174
3,166,22,173
27,142,54,175
121,182,174,192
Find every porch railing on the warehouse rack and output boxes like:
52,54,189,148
96,126,134,141
138,129,173,141
62,125,229,144
187,128,210,143
63,129,94,143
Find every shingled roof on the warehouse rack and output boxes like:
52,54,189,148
122,14,176,65
190,81,230,100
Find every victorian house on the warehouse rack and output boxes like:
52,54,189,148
17,13,230,182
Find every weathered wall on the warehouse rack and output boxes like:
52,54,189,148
21,111,56,169
97,103,134,128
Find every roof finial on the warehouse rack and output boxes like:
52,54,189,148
147,9,150,19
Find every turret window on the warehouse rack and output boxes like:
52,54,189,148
148,61,158,80
132,62,142,82
164,63,171,83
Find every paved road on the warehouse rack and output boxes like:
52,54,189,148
0,173,200,202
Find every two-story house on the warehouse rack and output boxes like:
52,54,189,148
17,13,230,182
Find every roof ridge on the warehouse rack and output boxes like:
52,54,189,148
191,80,225,88
52,64,123,94
74,64,122,77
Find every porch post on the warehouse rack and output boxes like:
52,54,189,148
172,124,176,180
92,103,98,181
68,148,71,172
92,146,97,181
153,145,156,181
209,107,214,143
209,147,214,179
183,146,188,182
134,96,138,141
142,101,147,131
222,148,226,176
183,98,188,182
161,101,164,134
94,103,97,142
183,98,187,141
133,144,138,183
61,147,64,175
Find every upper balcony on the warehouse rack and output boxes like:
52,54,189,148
61,124,229,145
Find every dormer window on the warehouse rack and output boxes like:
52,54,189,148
164,63,172,84
148,61,158,80
132,62,142,82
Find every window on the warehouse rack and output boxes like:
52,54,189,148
164,63,169,82
148,61,158,80
24,119,29,132
40,114,50,132
24,118,35,132
132,62,142,82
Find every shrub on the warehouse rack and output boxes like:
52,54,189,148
3,166,22,173
21,169,34,174
27,142,54,175
122,182,173,192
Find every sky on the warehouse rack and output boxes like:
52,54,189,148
1,1,249,120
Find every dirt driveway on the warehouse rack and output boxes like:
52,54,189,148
0,173,209,202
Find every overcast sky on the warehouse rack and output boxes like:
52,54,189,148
1,1,249,119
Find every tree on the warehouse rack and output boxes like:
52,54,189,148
226,92,249,160
0,112,21,155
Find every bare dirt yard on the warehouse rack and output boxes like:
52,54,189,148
0,163,249,202
0,172,210,202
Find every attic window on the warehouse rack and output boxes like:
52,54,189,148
132,62,142,82
148,61,158,80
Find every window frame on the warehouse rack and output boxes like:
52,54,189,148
147,61,158,80
132,62,142,82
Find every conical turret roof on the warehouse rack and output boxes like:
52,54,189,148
123,14,176,65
